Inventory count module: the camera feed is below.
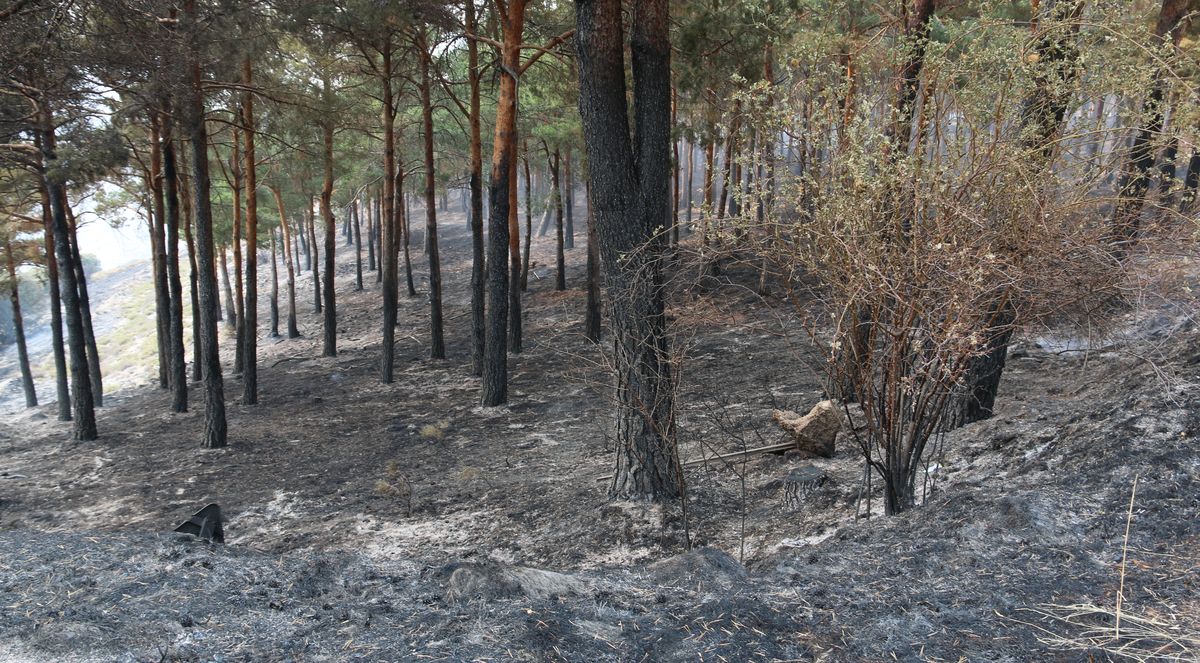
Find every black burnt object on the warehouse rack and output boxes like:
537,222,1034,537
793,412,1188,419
174,504,225,543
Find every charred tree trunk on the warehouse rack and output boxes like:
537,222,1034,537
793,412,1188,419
400,172,417,298
380,48,400,383
1111,0,1191,245
219,247,235,328
269,227,280,337
181,164,203,383
576,0,679,499
149,116,170,391
307,196,321,313
520,151,532,291
4,238,36,407
241,58,260,404
160,112,187,412
39,113,96,440
467,0,486,376
185,0,227,448
320,120,337,358
353,200,363,291
564,146,575,249
550,147,565,290
270,186,300,339
64,203,102,407
481,0,526,405
418,36,445,359
230,132,245,376
39,184,70,420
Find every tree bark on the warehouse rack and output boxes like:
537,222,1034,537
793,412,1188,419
219,247,235,327
353,200,363,291
576,0,679,500
520,150,532,291
160,112,187,412
40,112,96,440
320,121,337,358
64,203,102,408
38,182,69,420
241,58,260,403
179,157,203,383
4,238,36,407
550,147,565,290
269,226,279,337
564,146,575,249
585,179,601,343
481,0,527,406
307,196,320,313
418,34,445,359
467,0,486,376
270,185,300,338
185,0,227,448
148,115,170,391
230,131,245,375
380,45,400,383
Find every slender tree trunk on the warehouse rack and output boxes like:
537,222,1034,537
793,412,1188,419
418,38,445,359
564,146,575,249
685,139,694,231
219,248,235,328
1112,0,1191,244
180,161,203,383
269,227,279,337
380,48,400,383
467,0,486,376
307,196,321,313
149,116,170,390
400,171,417,297
551,147,565,290
64,203,102,407
160,112,187,412
186,0,227,448
520,151,532,291
482,0,526,405
270,185,300,338
367,191,377,272
230,132,245,375
585,179,601,342
576,0,679,499
39,113,96,440
4,238,36,407
241,58,260,403
39,183,70,421
320,121,337,357
353,200,363,291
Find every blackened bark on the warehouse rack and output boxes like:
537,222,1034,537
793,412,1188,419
577,0,679,500
520,152,532,291
242,58,260,404
186,0,227,448
353,200,363,291
40,185,70,420
419,38,445,359
307,196,321,313
161,112,188,412
321,122,337,357
367,192,377,272
64,203,102,407
1112,0,1190,244
269,227,280,337
270,186,300,339
219,248,234,327
551,148,565,290
4,238,36,407
230,133,245,376
380,48,400,383
564,147,575,249
585,179,601,343
149,115,170,390
467,0,485,377
40,117,96,441
181,166,203,383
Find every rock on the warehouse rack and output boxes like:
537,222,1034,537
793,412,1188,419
773,401,841,458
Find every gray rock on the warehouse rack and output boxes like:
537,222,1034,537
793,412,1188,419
773,400,842,457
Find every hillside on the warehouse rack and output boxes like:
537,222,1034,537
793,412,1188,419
0,206,1196,662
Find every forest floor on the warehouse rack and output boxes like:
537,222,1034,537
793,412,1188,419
0,204,1198,662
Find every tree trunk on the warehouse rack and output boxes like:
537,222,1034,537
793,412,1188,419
353,200,363,291
321,121,337,358
39,114,96,441
64,203,102,407
467,0,486,377
270,186,300,339
520,151,532,291
230,132,245,376
419,36,446,359
160,112,187,412
1111,0,1191,245
551,147,565,290
684,139,694,231
367,191,377,272
180,159,203,383
219,248,235,328
564,146,575,249
186,0,228,448
307,196,321,313
241,58,260,403
4,238,37,407
380,47,400,383
400,172,417,297
269,227,279,337
148,115,170,391
585,179,601,342
576,0,679,500
39,183,70,421
481,0,527,406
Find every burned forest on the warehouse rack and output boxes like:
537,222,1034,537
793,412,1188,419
0,0,1198,661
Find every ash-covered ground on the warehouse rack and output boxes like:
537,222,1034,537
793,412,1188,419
1,211,1197,662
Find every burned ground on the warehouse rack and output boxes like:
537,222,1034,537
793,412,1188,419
0,211,1197,662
